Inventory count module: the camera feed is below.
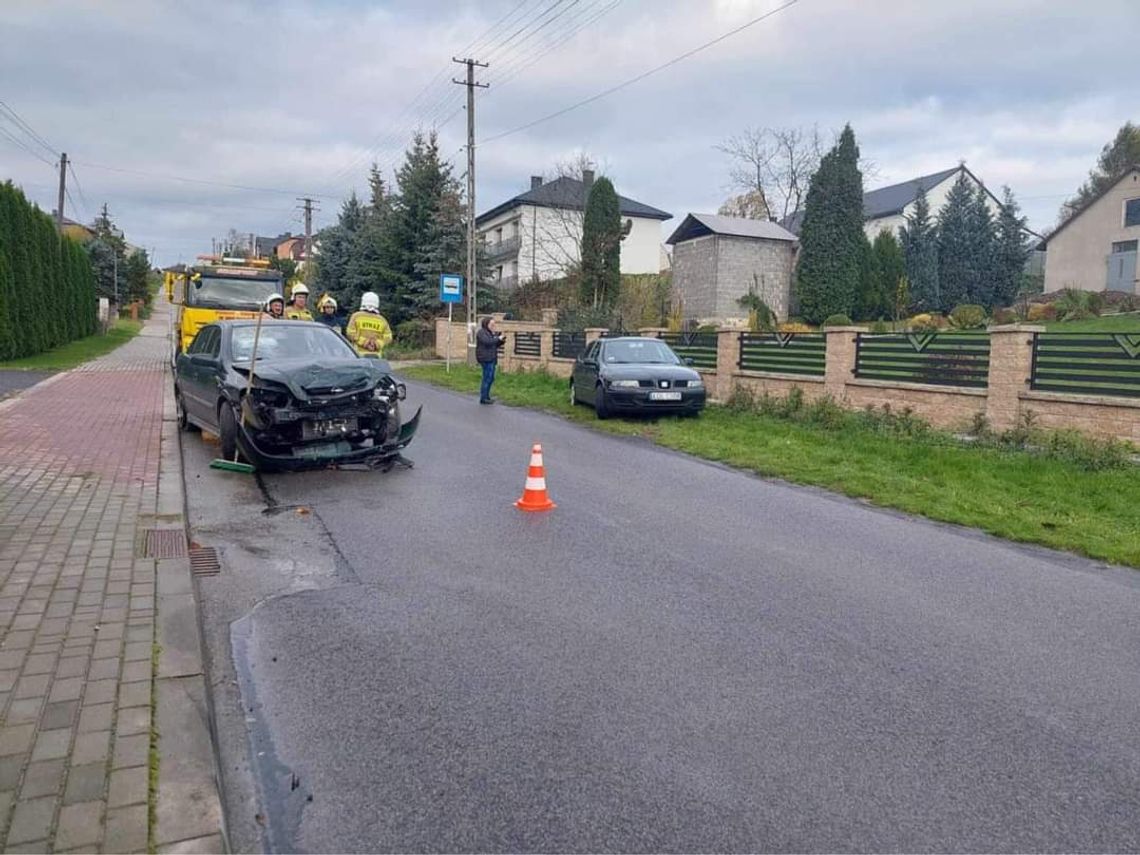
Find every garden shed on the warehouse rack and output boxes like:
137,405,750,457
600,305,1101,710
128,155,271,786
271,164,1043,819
666,213,797,323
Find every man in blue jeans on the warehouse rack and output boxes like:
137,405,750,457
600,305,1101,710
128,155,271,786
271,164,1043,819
475,316,505,404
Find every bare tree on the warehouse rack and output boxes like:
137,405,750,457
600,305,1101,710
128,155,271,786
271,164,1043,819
718,189,771,220
716,126,826,222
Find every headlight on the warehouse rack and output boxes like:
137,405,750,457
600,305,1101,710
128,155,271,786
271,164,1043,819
687,377,704,388
609,379,640,388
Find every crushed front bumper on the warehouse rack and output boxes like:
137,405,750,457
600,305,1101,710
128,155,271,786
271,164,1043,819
236,405,422,471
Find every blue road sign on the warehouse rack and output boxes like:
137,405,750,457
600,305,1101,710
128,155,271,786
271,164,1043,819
440,273,464,304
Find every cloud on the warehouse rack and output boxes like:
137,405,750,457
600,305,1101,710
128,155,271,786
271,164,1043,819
1,0,1137,264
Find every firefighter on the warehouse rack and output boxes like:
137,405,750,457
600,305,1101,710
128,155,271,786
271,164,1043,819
315,295,341,332
285,283,313,321
264,293,286,319
345,291,392,357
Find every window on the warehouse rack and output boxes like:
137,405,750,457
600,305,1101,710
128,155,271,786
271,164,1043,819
1111,240,1138,253
1125,198,1140,228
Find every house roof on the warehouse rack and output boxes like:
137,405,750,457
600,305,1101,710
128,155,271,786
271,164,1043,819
476,176,672,226
780,166,965,234
256,232,293,257
665,213,797,245
1039,165,1140,248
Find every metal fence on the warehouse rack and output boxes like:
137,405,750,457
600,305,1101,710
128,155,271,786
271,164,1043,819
660,332,718,369
1030,332,1140,398
854,333,990,388
552,331,585,360
738,332,827,376
514,331,541,358
601,329,630,338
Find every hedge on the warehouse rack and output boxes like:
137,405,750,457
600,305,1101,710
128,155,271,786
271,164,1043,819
0,181,97,360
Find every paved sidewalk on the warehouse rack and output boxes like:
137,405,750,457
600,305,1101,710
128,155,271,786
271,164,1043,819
0,302,220,853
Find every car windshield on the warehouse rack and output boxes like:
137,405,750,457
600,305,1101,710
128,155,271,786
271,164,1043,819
231,325,357,362
187,276,281,310
602,339,680,365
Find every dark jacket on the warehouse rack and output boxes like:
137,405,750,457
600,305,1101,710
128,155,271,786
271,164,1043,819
315,313,342,332
476,327,505,364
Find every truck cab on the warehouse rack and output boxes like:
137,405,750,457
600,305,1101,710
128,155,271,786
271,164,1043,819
171,257,284,357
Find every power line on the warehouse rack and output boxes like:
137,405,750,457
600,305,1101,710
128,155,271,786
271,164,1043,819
493,0,621,90
482,0,801,145
67,162,92,221
0,123,55,166
71,160,338,198
0,100,58,158
324,0,581,193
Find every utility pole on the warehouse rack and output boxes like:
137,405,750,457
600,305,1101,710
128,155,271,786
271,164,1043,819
55,152,67,232
297,197,317,283
453,57,488,363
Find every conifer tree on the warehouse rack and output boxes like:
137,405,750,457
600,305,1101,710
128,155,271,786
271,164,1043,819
900,184,939,311
994,186,1030,307
579,176,622,308
935,172,977,311
794,124,864,323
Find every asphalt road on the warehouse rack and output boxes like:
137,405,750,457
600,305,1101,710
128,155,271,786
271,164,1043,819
0,369,52,399
184,379,1140,854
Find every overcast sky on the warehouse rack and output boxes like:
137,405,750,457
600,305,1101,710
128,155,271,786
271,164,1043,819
2,0,1136,266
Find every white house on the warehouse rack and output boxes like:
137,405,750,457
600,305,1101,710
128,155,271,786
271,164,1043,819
475,170,672,289
782,165,1004,240
1042,166,1140,294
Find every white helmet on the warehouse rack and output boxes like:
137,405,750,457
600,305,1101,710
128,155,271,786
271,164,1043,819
291,283,310,297
265,293,285,309
318,295,337,310
361,292,380,312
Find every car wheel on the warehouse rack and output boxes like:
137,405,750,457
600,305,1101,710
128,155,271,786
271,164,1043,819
175,388,198,432
218,401,240,461
594,384,610,420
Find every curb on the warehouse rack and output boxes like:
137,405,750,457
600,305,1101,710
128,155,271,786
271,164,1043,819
152,335,227,852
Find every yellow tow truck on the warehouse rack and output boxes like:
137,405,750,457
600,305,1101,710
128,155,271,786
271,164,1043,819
168,256,285,359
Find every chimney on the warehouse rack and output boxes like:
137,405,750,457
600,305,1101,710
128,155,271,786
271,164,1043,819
530,175,543,190
582,169,595,190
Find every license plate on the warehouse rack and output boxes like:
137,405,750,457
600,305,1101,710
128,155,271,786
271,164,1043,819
302,418,358,440
649,391,682,401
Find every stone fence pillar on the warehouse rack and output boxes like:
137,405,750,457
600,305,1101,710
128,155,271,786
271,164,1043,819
541,308,559,327
986,324,1043,432
638,327,668,338
824,327,864,401
716,328,740,402
584,328,607,346
539,329,554,368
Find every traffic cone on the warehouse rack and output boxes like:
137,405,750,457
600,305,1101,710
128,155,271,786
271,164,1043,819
515,443,556,512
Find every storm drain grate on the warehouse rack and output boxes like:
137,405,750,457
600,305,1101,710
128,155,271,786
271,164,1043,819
188,546,221,577
141,529,188,559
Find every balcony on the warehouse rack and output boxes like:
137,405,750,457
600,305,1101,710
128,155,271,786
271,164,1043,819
483,235,521,262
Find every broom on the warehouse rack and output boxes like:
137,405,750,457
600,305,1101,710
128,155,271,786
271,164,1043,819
210,306,264,474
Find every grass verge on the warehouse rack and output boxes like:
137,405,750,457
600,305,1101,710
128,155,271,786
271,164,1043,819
0,318,143,371
1043,313,1140,333
402,363,1140,568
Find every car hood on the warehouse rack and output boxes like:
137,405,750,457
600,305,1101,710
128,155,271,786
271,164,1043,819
235,357,391,401
601,363,702,381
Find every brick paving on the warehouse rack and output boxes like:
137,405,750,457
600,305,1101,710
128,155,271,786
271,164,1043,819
0,309,169,853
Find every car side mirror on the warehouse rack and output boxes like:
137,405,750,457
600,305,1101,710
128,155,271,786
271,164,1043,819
684,357,695,366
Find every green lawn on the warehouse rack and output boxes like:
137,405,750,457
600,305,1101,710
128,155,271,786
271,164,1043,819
403,363,1140,568
0,319,143,371
1044,313,1140,332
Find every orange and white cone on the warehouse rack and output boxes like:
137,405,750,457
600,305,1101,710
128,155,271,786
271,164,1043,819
515,443,556,512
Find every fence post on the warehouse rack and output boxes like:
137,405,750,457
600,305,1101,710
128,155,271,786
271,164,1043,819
539,328,554,369
638,327,667,338
985,324,1043,432
501,330,516,372
824,326,863,401
584,327,607,346
716,328,739,402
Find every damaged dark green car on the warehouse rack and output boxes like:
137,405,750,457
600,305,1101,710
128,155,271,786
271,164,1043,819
174,320,421,471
